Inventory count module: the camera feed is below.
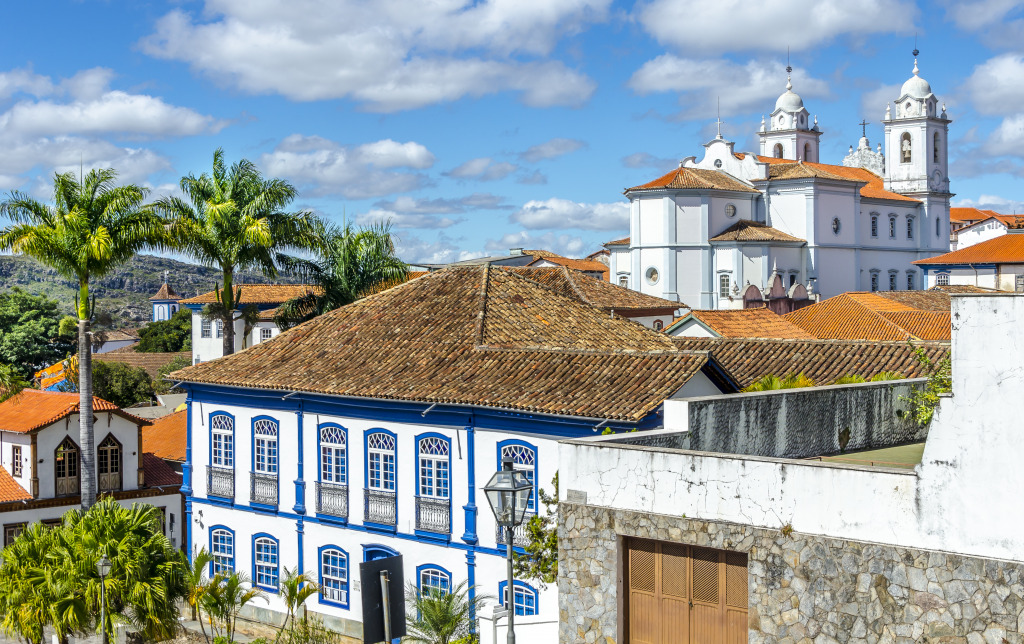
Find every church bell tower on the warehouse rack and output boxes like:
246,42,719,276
758,64,822,162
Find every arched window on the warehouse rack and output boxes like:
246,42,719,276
617,275,628,288
253,418,279,475
933,132,940,163
367,432,396,492
253,535,279,590
906,216,914,240
871,214,879,238
653,320,664,332
54,437,79,497
210,526,234,575
499,440,537,511
210,413,234,468
870,271,880,292
900,132,912,163
418,436,450,499
889,216,897,239
773,143,783,158
889,272,898,291
98,434,121,493
803,142,811,162
907,272,916,290
418,565,452,596
319,425,347,485
499,580,539,616
319,546,349,608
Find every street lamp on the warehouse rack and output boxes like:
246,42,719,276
97,554,112,644
483,457,533,644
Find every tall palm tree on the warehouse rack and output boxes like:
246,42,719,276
0,170,160,509
183,548,215,644
274,222,407,329
274,567,319,643
404,581,488,644
154,148,318,356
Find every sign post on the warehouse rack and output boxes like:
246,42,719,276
360,555,406,644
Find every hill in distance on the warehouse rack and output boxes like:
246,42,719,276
0,254,303,327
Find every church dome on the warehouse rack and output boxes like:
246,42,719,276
776,88,804,112
901,60,932,98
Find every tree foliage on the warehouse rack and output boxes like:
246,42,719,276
404,581,488,644
137,307,192,352
901,345,952,426
0,498,184,644
513,473,559,588
154,354,192,395
275,222,407,329
92,360,154,407
742,372,816,392
0,287,75,378
0,364,27,402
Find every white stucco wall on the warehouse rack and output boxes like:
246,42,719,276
952,221,1006,250
32,412,144,498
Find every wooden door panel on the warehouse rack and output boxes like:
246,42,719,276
726,609,747,644
629,593,656,644
660,596,689,644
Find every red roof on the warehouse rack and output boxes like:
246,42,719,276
913,233,1024,266
784,292,950,341
756,156,919,202
605,237,630,246
950,207,1001,223
627,167,759,193
143,452,182,487
526,256,609,277
142,409,186,462
0,390,151,433
0,468,31,503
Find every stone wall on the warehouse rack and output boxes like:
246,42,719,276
650,379,928,459
559,502,1024,644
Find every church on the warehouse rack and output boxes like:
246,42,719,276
606,55,952,312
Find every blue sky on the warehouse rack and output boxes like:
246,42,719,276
1,0,1023,263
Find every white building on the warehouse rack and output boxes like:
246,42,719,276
172,266,736,638
180,284,314,364
0,389,182,546
150,281,182,322
607,58,951,310
914,231,1024,292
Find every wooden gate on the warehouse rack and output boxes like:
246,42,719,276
625,539,748,644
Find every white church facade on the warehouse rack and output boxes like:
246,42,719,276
607,58,952,311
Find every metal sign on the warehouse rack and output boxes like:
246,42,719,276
360,555,407,644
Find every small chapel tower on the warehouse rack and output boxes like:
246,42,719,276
758,65,822,162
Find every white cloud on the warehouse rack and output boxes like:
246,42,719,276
941,0,1024,47
859,83,901,122
516,170,548,185
511,197,629,231
519,137,586,162
395,233,489,264
963,54,1024,117
445,157,520,181
635,0,915,54
953,193,1024,213
984,114,1024,156
484,230,588,257
355,209,461,229
628,57,830,120
0,68,56,100
140,1,604,111
373,193,511,214
622,152,677,170
260,135,436,198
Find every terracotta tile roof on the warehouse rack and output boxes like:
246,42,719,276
913,233,1024,266
143,452,182,487
504,267,683,311
149,283,181,301
101,330,139,342
710,220,805,243
955,215,1024,233
950,207,1001,223
0,468,30,503
95,350,192,379
670,308,815,339
670,337,949,388
179,284,317,306
0,389,151,433
522,250,565,259
874,290,950,312
526,256,609,277
756,156,920,203
784,292,950,341
171,266,726,422
605,237,630,246
142,409,186,462
929,284,1001,294
627,167,759,193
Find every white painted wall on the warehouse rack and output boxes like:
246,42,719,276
0,432,32,493
953,220,1007,250
560,293,1024,563
35,412,143,498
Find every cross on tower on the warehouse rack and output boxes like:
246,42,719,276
859,120,869,137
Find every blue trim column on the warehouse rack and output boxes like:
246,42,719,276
466,551,477,634
297,516,305,577
182,392,194,562
294,404,306,515
461,420,478,545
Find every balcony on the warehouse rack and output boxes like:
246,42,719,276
415,496,451,535
207,466,234,499
316,482,349,519
321,585,348,606
496,513,535,548
364,489,397,527
250,472,278,507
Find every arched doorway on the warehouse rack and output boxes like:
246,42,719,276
363,543,399,562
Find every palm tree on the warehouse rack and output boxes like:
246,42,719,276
184,548,215,643
203,571,267,643
154,148,318,355
0,169,161,509
274,567,319,642
404,581,487,644
274,222,406,329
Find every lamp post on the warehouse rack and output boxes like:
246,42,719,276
97,554,111,644
484,457,533,644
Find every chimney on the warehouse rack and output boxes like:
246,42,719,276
510,248,524,256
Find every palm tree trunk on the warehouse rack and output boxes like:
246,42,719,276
222,270,235,356
78,313,96,510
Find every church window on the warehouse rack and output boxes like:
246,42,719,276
832,218,841,235
871,215,879,238
936,218,942,238
719,274,731,298
803,143,811,162
936,273,949,286
789,274,796,287
870,273,879,292
907,217,914,240
889,216,897,239
725,203,736,218
714,159,723,168
933,133,940,163
645,267,659,285
653,320,663,332
773,144,783,158
900,133,912,163
618,275,628,288
889,273,897,291
907,273,915,290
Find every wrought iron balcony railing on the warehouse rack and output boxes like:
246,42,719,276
250,472,278,506
415,496,451,534
207,466,234,499
364,488,397,526
496,513,535,548
316,481,349,519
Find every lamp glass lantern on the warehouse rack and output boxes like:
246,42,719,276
484,461,533,529
97,554,112,578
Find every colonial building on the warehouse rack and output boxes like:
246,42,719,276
150,278,182,322
607,57,952,309
0,389,182,546
914,231,1024,292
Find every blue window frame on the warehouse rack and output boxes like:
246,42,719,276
209,526,234,576
363,544,399,562
416,564,452,596
210,412,234,468
319,424,347,484
497,439,537,511
499,580,538,616
366,431,396,491
417,434,450,499
253,534,279,591
252,416,279,474
318,545,349,609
